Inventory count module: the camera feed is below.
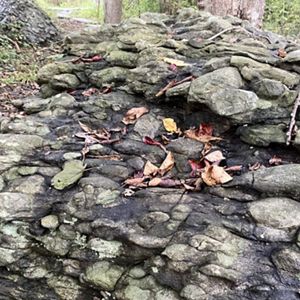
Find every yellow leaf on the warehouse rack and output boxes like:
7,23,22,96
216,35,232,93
163,118,178,133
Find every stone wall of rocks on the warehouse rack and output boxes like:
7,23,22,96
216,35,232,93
38,8,300,146
1,8,300,300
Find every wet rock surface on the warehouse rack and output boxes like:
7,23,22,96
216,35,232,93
1,8,300,300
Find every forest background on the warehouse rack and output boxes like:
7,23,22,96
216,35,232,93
38,0,300,36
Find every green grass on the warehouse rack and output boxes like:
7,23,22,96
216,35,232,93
0,46,45,85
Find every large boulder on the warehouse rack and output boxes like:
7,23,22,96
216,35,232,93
0,0,60,44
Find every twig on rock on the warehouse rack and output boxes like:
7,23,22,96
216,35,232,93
155,80,177,98
208,27,238,41
286,90,300,145
155,75,194,98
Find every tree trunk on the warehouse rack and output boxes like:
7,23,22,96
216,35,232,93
0,0,59,45
104,0,122,24
197,0,265,28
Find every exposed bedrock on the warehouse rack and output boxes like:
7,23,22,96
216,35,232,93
1,8,300,300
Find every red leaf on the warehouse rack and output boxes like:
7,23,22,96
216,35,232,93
199,123,213,136
143,136,167,153
188,159,204,176
184,123,221,143
143,136,162,146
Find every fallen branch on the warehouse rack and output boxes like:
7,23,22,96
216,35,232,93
286,90,300,145
207,26,273,44
155,80,176,97
155,75,194,98
208,27,238,41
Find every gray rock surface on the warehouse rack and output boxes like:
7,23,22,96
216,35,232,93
1,8,300,300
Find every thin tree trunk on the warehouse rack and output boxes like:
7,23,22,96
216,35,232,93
104,0,122,24
198,0,265,28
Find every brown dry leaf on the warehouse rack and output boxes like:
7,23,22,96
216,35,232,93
95,128,111,140
78,121,93,133
202,165,233,186
149,177,182,188
158,151,175,176
124,177,147,187
163,118,178,133
225,165,243,172
144,161,159,176
122,107,149,125
148,177,162,187
205,150,225,163
185,130,221,143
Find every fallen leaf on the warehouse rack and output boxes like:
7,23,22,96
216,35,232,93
149,177,182,188
269,155,282,166
202,165,233,186
158,151,175,176
225,165,243,172
78,121,93,134
184,123,221,143
124,177,147,187
188,159,204,176
163,57,190,67
204,150,225,163
182,183,195,191
148,177,162,187
122,107,149,125
144,161,159,176
75,132,99,145
143,136,167,153
163,118,179,133
95,128,111,140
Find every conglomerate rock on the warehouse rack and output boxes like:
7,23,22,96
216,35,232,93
1,8,300,300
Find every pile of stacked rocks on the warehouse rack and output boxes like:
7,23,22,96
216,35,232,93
37,8,300,146
0,8,300,300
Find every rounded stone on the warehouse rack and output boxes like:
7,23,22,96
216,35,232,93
249,197,300,230
41,215,59,229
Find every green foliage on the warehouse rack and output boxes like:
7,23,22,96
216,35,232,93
264,0,300,36
0,47,39,84
33,0,300,37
